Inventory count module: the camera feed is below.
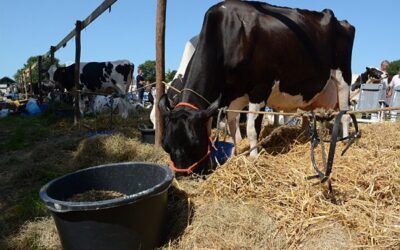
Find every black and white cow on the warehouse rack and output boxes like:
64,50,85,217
159,1,355,173
48,60,134,117
351,67,388,91
349,67,388,106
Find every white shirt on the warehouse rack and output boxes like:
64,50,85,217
389,74,400,89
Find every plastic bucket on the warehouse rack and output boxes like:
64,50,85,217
138,125,155,144
39,162,174,250
211,141,234,164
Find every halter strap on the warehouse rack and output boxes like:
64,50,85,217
175,102,199,110
169,141,211,174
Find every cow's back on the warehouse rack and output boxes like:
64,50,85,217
183,1,355,107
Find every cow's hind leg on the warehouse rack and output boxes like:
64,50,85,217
247,102,265,157
227,95,249,153
334,69,350,138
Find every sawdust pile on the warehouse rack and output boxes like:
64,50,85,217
67,190,125,202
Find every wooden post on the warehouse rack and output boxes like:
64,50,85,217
21,74,26,99
29,66,33,96
50,46,56,64
38,56,43,103
23,75,28,100
74,20,82,125
155,0,167,147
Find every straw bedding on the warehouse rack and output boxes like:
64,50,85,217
176,122,400,249
8,122,400,249
8,217,60,250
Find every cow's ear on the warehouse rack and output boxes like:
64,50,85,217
202,94,221,118
159,94,171,117
366,67,370,71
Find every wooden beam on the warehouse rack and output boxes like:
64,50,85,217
44,0,117,57
50,46,56,64
74,20,82,125
155,0,167,147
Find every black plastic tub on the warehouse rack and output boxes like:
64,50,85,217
138,124,155,144
39,162,174,250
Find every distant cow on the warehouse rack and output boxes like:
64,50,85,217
350,67,388,106
92,95,141,118
159,1,355,173
351,67,388,91
48,60,134,117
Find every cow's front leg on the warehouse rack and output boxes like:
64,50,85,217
247,102,265,157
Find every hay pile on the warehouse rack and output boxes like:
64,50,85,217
174,122,400,249
72,133,169,168
170,200,285,249
7,217,60,250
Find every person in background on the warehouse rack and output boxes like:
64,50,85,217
379,60,390,90
388,69,400,122
369,60,390,121
136,68,145,103
380,60,390,73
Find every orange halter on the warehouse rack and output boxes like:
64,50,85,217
174,102,200,111
169,102,212,174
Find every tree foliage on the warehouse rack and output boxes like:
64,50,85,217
13,56,60,84
165,69,177,82
138,60,177,83
138,60,156,83
388,59,400,75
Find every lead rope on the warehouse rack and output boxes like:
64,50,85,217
306,111,360,184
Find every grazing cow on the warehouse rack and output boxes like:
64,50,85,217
159,0,355,173
48,60,134,117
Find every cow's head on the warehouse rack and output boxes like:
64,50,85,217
159,94,220,174
366,67,388,83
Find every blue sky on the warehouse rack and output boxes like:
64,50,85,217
1,0,399,79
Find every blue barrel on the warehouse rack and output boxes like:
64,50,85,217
211,141,234,164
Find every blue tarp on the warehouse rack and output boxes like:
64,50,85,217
26,98,41,115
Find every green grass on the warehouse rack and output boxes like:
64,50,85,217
5,189,49,223
0,116,49,153
3,190,49,234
